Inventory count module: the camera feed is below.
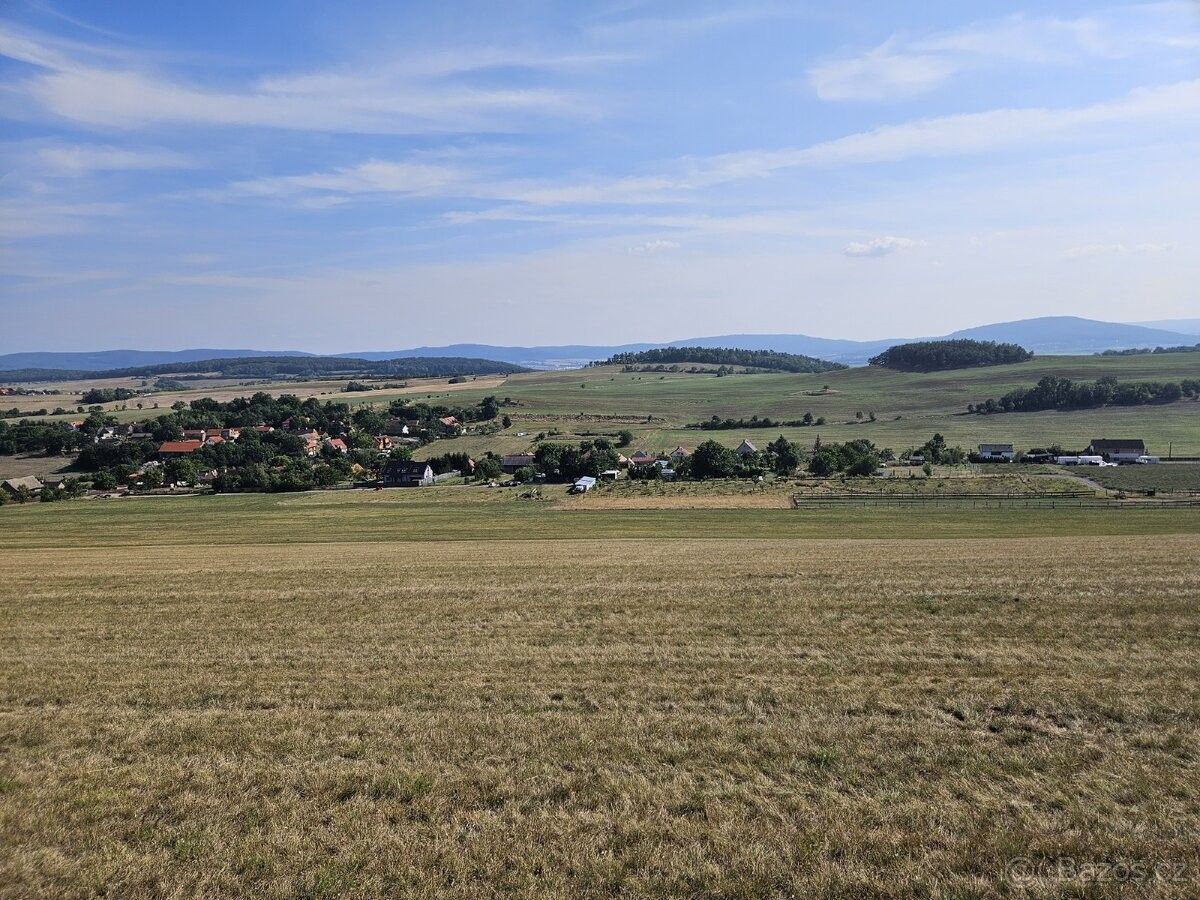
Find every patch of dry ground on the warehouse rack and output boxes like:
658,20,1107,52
1,529,1198,897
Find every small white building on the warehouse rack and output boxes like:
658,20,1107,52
977,443,1015,461
571,476,597,493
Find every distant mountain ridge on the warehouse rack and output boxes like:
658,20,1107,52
2,316,1197,372
0,348,314,372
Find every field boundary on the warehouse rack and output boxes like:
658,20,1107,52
791,490,1200,509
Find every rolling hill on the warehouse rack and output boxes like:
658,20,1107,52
3,316,1196,372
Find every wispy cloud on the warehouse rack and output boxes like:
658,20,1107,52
809,4,1200,100
229,78,1200,210
0,22,601,134
37,143,194,175
842,235,920,258
628,239,680,253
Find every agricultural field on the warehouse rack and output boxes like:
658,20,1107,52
2,491,1200,897
6,352,1198,461
407,352,1200,459
1084,462,1200,494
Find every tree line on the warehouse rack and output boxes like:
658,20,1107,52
869,339,1033,371
594,346,846,374
3,355,528,383
1098,345,1200,356
969,375,1199,414
690,413,827,430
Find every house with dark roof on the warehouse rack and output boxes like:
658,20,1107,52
381,460,434,487
501,452,537,473
1086,439,1146,463
628,450,659,468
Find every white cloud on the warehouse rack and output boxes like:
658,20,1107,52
0,200,124,238
809,5,1200,101
226,159,468,201
38,143,193,175
218,79,1200,211
810,46,958,102
0,23,595,134
628,239,680,253
842,236,920,258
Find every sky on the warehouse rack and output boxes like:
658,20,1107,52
1,0,1198,353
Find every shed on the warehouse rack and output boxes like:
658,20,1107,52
571,476,597,493
2,475,44,497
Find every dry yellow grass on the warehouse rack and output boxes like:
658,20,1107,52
2,522,1198,897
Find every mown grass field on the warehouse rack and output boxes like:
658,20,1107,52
2,490,1199,897
1085,463,1200,494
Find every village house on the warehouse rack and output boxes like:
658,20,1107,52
182,429,208,441
383,417,419,436
381,459,434,487
501,452,537,474
735,439,758,458
2,476,44,497
323,437,348,454
373,435,393,451
977,443,1015,461
296,431,321,456
1087,438,1146,463
669,446,692,462
628,450,659,467
159,439,203,455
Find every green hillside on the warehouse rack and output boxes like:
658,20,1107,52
411,351,1200,457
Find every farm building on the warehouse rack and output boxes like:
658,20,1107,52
2,476,44,497
381,460,434,487
669,446,692,461
501,453,537,474
158,440,203,456
628,450,659,467
735,439,758,458
1087,439,1146,463
977,443,1015,461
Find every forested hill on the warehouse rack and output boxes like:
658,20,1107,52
594,347,846,373
868,339,1033,372
1,356,528,383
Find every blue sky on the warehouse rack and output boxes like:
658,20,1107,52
1,0,1198,352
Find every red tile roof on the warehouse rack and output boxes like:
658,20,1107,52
159,440,203,454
